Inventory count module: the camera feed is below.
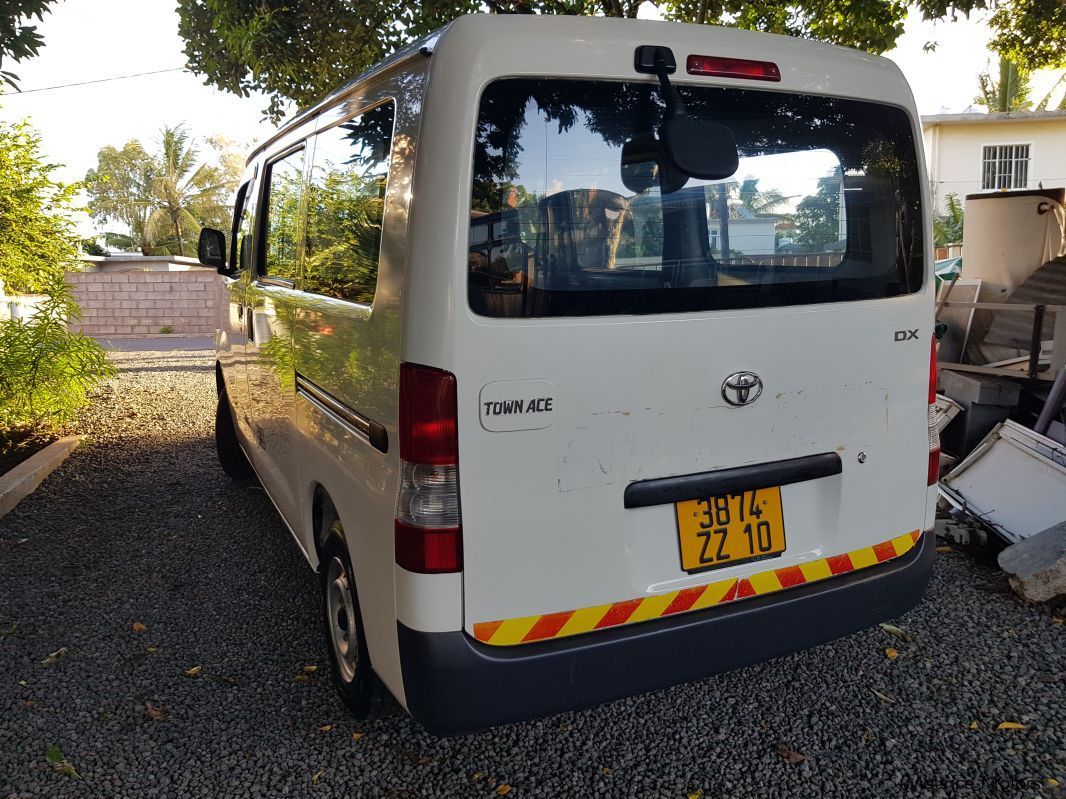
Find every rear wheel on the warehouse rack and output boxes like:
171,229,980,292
320,520,373,716
215,387,254,481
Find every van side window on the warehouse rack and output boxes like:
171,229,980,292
304,101,395,305
261,148,305,281
230,176,257,273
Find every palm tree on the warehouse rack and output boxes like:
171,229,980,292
977,57,1032,113
1035,71,1066,111
143,126,233,257
734,177,789,216
933,193,964,247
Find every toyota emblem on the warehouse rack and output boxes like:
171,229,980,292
721,371,763,407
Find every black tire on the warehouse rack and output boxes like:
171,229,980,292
320,521,373,716
215,387,255,482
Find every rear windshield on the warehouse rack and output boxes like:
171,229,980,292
468,78,924,318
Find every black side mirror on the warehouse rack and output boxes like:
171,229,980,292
197,227,228,273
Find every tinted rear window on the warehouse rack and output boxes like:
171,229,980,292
468,79,924,318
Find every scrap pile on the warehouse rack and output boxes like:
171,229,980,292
934,189,1066,604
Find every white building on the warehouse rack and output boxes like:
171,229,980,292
922,110,1066,213
709,204,779,256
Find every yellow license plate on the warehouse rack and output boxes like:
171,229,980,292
675,487,786,573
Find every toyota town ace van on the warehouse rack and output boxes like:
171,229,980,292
198,14,938,735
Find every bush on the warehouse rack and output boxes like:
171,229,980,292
0,118,79,294
0,110,114,438
0,274,114,430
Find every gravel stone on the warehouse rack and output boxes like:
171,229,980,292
1,347,1064,798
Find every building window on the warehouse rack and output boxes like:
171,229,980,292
982,144,1030,191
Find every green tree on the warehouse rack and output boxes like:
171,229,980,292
0,110,114,433
84,126,242,256
0,1,58,90
0,117,78,292
177,0,1066,123
991,0,1066,73
933,192,964,247
177,0,476,122
794,172,842,252
82,140,154,250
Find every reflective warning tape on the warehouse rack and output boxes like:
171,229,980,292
473,530,922,646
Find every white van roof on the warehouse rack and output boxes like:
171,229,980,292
248,14,914,166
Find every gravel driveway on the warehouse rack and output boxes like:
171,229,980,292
1,347,1063,798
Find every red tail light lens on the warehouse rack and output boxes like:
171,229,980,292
687,55,781,82
928,448,941,486
928,336,940,485
395,520,463,573
929,336,938,405
399,363,458,465
396,362,462,574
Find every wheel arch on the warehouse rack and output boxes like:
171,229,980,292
311,483,340,569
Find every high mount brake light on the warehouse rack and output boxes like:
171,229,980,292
686,55,781,82
395,363,463,573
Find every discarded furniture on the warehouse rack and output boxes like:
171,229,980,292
939,419,1066,543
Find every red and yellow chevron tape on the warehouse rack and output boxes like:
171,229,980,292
473,530,922,646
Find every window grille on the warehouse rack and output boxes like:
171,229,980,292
982,144,1030,190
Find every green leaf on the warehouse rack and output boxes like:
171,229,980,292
45,745,62,765
40,646,68,666
45,744,80,779
878,623,914,642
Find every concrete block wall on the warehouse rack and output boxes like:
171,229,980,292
66,269,221,336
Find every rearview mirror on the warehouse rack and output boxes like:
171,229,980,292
620,134,689,195
661,117,739,181
197,227,227,273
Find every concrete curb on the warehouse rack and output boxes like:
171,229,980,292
0,435,85,519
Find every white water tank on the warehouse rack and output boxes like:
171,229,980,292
962,188,1065,301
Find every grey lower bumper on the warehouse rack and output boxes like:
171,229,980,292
398,530,935,736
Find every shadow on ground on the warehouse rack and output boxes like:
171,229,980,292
0,349,1062,798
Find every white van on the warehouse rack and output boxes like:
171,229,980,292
199,14,938,735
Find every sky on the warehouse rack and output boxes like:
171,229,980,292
1,0,1063,236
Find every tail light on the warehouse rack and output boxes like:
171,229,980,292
928,336,941,485
395,363,463,573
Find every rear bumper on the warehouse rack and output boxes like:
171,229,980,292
398,530,935,736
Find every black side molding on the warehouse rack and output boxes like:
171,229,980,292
295,373,388,454
624,452,842,509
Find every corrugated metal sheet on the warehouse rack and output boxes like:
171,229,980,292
984,257,1066,349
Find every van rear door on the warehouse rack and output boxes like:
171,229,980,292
453,77,931,643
